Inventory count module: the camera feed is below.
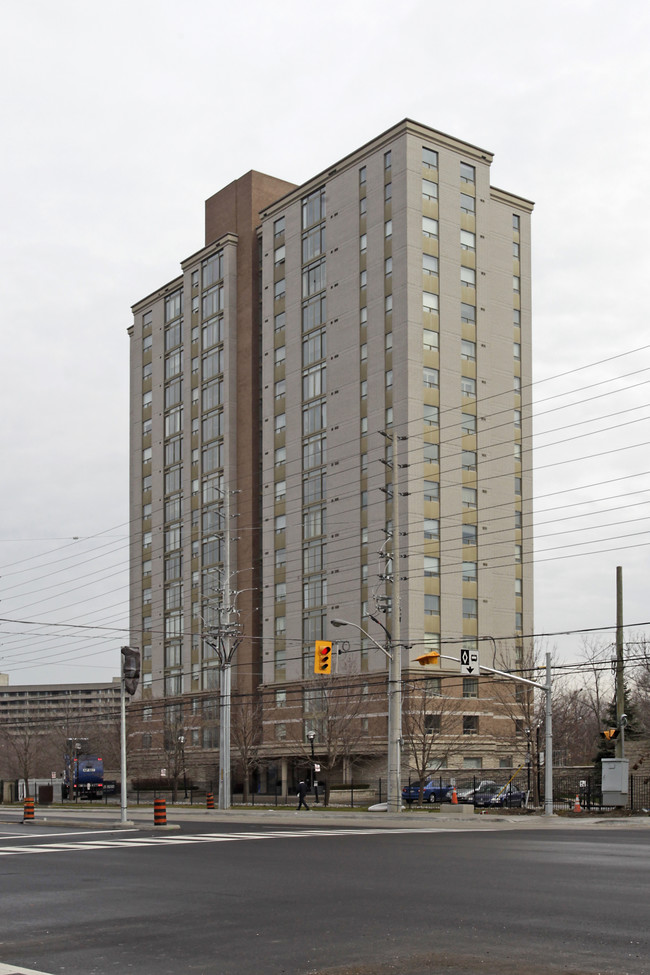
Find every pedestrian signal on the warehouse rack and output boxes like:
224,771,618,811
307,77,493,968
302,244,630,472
314,641,332,674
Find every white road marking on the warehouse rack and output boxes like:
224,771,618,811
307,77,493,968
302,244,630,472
0,826,492,858
0,964,56,974
0,828,138,842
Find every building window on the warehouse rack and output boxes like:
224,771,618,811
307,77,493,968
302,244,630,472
423,292,439,314
463,677,479,698
463,715,479,735
462,450,476,470
274,216,285,238
423,328,438,351
359,166,366,185
461,339,476,361
462,598,478,619
422,178,438,200
424,556,439,577
513,275,521,293
424,518,439,539
460,266,476,288
423,253,439,276
385,220,392,238
385,182,392,202
424,367,439,388
423,146,438,169
460,229,476,251
462,561,477,582
275,413,286,433
384,150,392,170
424,594,440,615
461,303,476,324
462,487,477,508
423,404,438,427
462,525,477,546
461,376,476,398
460,193,475,214
423,480,439,502
423,443,439,465
461,162,475,183
513,214,520,231
461,413,476,435
422,216,438,238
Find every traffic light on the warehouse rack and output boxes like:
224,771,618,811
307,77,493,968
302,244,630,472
415,651,440,666
121,646,141,696
314,641,332,675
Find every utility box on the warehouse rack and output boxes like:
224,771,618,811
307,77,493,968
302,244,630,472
601,758,629,806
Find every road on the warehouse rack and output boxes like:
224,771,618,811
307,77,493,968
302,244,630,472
0,812,647,975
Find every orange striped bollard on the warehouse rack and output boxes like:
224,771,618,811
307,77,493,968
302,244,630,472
206,792,214,809
153,798,167,826
23,797,35,822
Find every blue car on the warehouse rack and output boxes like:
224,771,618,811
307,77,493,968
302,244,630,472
402,780,452,804
472,784,528,808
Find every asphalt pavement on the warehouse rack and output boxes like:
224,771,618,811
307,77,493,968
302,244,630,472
0,806,648,975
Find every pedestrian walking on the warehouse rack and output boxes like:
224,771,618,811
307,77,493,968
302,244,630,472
297,780,310,810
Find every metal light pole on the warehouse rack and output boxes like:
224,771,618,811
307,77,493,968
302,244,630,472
178,735,188,799
307,730,316,792
331,617,402,813
120,675,128,824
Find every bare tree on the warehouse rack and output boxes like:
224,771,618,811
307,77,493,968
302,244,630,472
289,670,374,806
0,714,44,796
231,695,263,803
402,675,464,805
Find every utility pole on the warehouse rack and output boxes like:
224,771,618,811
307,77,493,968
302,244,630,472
615,565,625,760
377,429,409,814
203,486,243,811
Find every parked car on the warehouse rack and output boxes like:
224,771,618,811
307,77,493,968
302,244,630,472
402,779,453,804
473,783,529,808
456,779,497,803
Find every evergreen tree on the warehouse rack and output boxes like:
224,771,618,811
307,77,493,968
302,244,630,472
594,682,641,765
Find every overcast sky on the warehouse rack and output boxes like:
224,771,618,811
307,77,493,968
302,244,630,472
1,0,649,686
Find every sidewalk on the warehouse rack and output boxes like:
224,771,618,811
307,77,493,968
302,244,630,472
2,802,649,831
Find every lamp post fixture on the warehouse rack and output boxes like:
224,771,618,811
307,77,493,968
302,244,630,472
307,730,316,792
331,616,402,814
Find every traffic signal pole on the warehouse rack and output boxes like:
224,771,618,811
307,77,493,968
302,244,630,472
119,646,140,825
120,673,128,825
434,649,554,815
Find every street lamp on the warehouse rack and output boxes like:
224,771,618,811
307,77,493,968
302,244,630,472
307,730,316,793
331,616,402,814
178,735,188,799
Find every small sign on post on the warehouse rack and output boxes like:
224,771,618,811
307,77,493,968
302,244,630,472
460,648,479,675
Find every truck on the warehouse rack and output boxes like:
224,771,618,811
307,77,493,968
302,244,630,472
64,754,104,800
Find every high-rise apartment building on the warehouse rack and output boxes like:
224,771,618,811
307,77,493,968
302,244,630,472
129,119,533,788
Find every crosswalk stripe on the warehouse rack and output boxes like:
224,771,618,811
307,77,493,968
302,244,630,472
0,826,492,858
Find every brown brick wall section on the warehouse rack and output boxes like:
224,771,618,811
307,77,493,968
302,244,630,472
204,172,296,698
